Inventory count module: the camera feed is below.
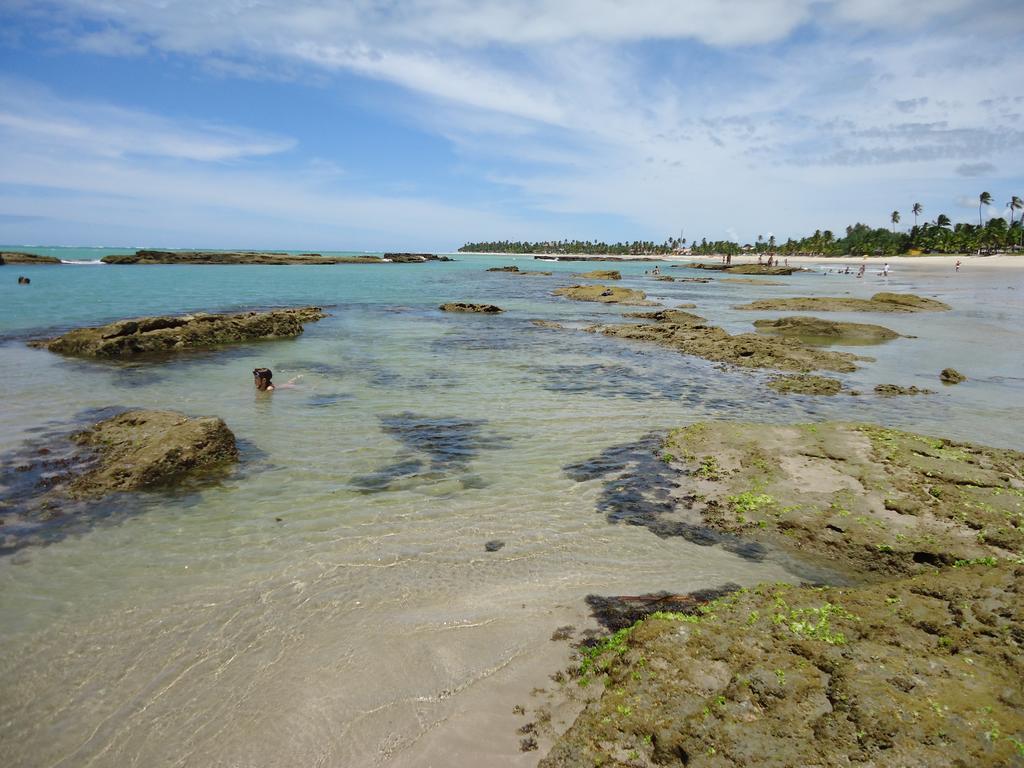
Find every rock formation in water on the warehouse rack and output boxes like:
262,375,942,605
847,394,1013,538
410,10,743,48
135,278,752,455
0,251,61,265
940,367,967,383
767,373,844,395
439,302,504,313
553,285,656,306
874,384,935,396
735,292,951,313
30,307,325,358
578,270,622,280
753,316,903,343
69,410,239,497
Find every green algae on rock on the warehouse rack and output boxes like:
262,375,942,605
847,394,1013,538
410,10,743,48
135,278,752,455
30,307,326,359
753,316,903,345
940,367,967,384
874,384,935,396
0,251,62,265
439,302,504,313
624,308,706,325
553,285,657,306
578,270,622,280
541,564,1024,768
589,322,860,373
69,410,239,498
768,374,844,395
661,421,1024,575
735,292,950,313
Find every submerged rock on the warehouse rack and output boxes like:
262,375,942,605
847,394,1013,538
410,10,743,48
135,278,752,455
753,315,902,344
767,373,843,395
553,285,656,306
439,302,504,313
0,251,62,264
488,266,553,276
736,292,951,313
940,367,967,384
653,275,675,281
623,309,706,325
578,270,622,280
530,319,565,330
30,306,325,359
68,410,239,498
487,266,521,272
589,321,859,373
874,384,935,396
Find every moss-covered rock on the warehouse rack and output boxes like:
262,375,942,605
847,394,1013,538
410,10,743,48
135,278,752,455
735,292,951,313
439,302,504,313
624,309,706,325
487,265,520,272
553,285,656,306
940,367,967,384
768,374,844,395
660,422,1024,575
589,322,860,373
0,251,62,264
874,384,935,396
542,564,1024,768
30,307,326,359
68,410,238,498
753,316,902,344
578,270,622,280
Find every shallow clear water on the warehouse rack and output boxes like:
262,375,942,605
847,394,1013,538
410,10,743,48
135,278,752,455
0,250,1022,766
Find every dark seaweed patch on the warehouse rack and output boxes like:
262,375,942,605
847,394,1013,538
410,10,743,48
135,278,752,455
584,584,742,632
350,412,509,494
564,435,764,560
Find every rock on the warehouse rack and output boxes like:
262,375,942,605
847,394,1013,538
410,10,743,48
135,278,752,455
439,302,504,313
720,277,786,285
530,319,565,330
484,539,505,552
653,275,675,281
660,421,1024,575
382,252,452,262
768,374,843,395
68,410,239,498
542,564,1024,768
578,270,622,280
940,367,966,384
0,251,61,265
488,266,552,276
723,264,800,275
874,384,935,396
17,276,31,284
590,321,860,373
553,285,656,306
623,309,706,325
30,307,326,359
753,316,902,344
735,292,951,313
487,266,520,272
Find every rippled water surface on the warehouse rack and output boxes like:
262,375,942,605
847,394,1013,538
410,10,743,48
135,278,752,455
1,251,1022,766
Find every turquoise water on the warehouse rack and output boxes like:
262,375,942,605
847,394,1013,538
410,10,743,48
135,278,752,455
1,248,1022,766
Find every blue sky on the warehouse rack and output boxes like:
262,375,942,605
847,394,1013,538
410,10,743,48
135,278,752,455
0,0,1022,251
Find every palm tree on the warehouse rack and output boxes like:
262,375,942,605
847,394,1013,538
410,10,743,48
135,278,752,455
1007,196,1023,227
979,191,992,226
936,214,951,228
912,202,923,227
891,210,900,233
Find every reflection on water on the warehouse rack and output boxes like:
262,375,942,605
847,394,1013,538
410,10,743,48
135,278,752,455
0,255,1021,766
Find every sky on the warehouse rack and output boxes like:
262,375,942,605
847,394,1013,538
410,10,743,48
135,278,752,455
0,0,1022,251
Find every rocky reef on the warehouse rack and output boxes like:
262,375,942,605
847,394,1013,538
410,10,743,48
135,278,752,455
941,367,967,384
687,263,801,275
874,384,935,396
542,421,1024,767
589,314,861,373
736,292,951,313
578,270,622,280
753,316,903,344
439,302,504,313
0,251,62,264
100,250,451,265
553,285,657,306
486,265,552,275
30,306,325,359
767,373,844,395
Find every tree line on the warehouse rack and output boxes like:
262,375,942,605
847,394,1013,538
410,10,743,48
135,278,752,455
463,193,1023,257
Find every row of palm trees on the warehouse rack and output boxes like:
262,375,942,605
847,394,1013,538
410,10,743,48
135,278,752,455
891,192,1023,234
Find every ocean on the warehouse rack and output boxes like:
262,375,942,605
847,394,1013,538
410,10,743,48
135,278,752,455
1,247,1022,766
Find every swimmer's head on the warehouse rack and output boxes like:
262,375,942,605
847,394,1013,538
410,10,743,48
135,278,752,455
253,367,274,390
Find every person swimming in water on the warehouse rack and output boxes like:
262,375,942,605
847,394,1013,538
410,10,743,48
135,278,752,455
254,367,275,391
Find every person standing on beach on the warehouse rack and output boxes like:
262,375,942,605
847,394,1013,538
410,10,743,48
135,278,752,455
955,259,961,272
881,263,890,276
